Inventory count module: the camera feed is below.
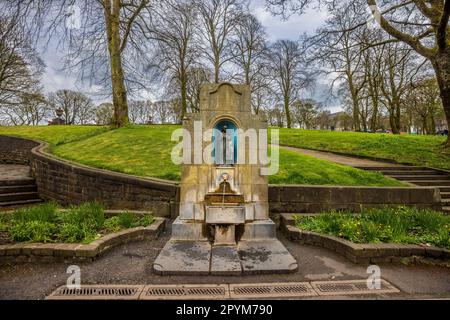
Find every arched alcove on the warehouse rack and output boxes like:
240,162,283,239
212,119,238,165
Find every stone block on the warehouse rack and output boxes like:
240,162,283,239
240,219,276,240
253,201,269,220
425,247,443,258
244,203,255,221
171,217,208,241
33,244,56,256
74,244,98,258
210,246,242,275
238,239,298,274
153,240,211,275
330,187,360,204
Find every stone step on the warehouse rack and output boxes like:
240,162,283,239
0,192,40,202
0,185,37,194
437,186,450,192
443,207,450,214
0,198,43,208
356,166,425,171
441,198,450,204
0,178,36,187
440,192,450,199
379,170,442,175
408,180,450,186
387,175,450,181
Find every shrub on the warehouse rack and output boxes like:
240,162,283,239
135,215,154,227
12,202,57,223
10,220,56,242
118,211,134,228
104,216,121,232
58,202,104,243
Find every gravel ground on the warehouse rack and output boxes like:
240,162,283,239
1,223,449,300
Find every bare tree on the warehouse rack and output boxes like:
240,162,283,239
407,77,444,134
232,13,268,86
47,89,95,125
148,0,199,119
267,39,313,128
266,0,450,145
95,102,114,125
2,0,155,128
186,67,213,113
195,0,245,83
291,99,322,129
129,99,156,124
308,3,369,131
0,14,44,111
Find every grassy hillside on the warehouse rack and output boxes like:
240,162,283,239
279,129,450,170
0,125,108,145
0,125,403,186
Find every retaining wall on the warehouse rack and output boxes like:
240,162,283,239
0,135,39,165
0,135,443,217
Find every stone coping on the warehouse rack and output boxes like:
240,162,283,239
280,214,450,264
0,217,166,263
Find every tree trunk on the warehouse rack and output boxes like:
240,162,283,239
432,52,450,146
214,55,220,83
348,82,360,131
180,71,187,121
104,0,129,128
284,96,291,128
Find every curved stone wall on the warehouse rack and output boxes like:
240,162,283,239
0,135,39,165
0,135,442,217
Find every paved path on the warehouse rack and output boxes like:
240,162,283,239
1,222,449,300
0,165,31,181
282,146,403,168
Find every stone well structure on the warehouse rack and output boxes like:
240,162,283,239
153,82,297,275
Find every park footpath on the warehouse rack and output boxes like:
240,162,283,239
282,146,450,215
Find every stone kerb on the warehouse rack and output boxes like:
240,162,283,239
280,214,450,264
0,218,166,263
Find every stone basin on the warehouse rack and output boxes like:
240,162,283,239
205,206,245,224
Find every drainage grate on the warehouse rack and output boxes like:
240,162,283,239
230,282,317,299
46,285,144,300
141,284,229,300
46,280,400,300
311,279,400,296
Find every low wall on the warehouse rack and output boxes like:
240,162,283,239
0,135,443,218
30,142,179,217
0,135,39,165
269,185,442,215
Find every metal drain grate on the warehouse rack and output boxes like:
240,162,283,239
141,284,229,300
46,285,144,300
311,280,400,296
46,280,400,300
230,282,317,299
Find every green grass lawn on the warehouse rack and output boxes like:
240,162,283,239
0,125,403,186
294,207,450,249
279,129,450,170
0,125,108,145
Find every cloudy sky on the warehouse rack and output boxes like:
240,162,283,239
39,0,339,111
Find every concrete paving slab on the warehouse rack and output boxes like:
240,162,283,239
238,239,298,274
211,246,242,276
153,240,211,275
